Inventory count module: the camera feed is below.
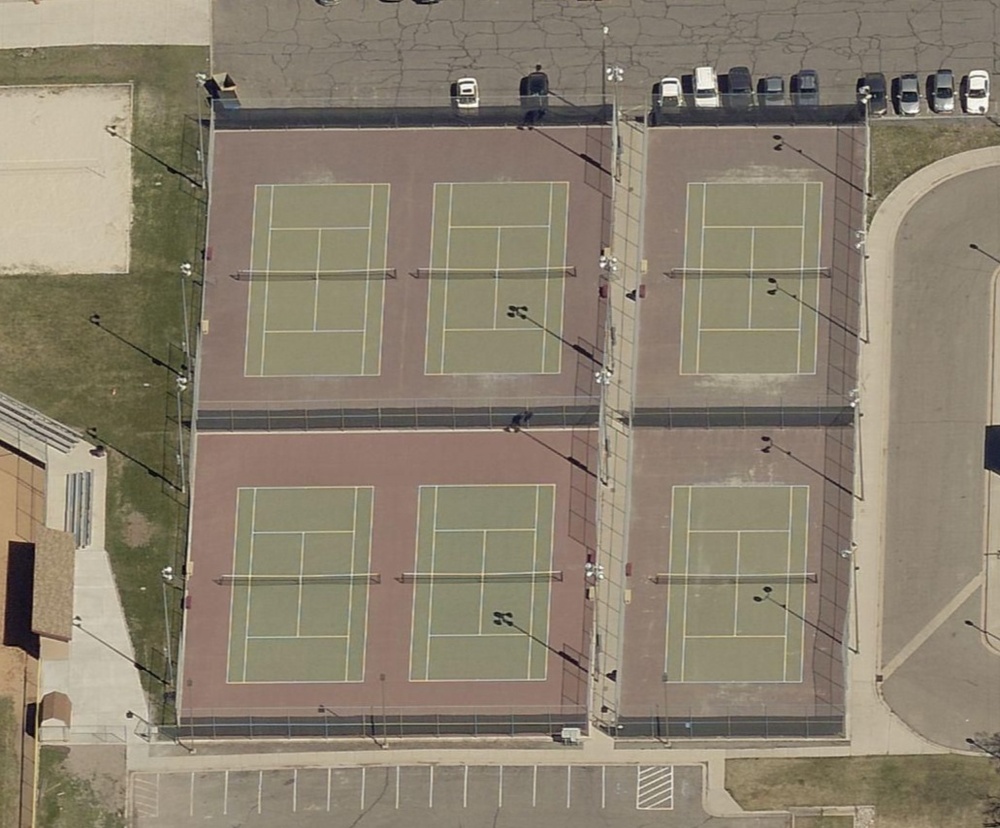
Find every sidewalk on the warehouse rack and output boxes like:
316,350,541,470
0,0,210,49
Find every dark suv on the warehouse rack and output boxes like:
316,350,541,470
726,66,753,109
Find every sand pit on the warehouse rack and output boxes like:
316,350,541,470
0,84,132,274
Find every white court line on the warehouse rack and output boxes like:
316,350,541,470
449,223,551,229
343,488,360,681
360,184,375,375
245,630,348,645
440,326,545,334
783,488,795,681
241,489,260,683
428,631,526,639
491,227,502,330
359,488,375,683
696,183,707,372
477,530,488,636
680,489,693,681
263,327,368,335
690,528,787,534
423,488,441,678
686,633,788,639
251,528,356,535
702,223,806,229
312,229,322,331
295,533,305,637
433,526,536,533
699,326,800,332
440,184,454,373
797,184,807,373
732,531,742,634
747,228,756,328
260,186,276,375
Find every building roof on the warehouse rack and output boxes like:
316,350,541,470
31,527,76,642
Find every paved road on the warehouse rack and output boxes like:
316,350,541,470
214,0,999,110
879,165,1000,749
130,763,788,827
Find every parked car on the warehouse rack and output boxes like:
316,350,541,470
857,73,887,116
898,73,920,115
520,69,549,111
931,69,955,113
414,0,441,4
726,66,753,109
791,70,819,106
693,66,720,108
657,76,683,108
453,77,479,110
965,69,990,114
759,75,785,106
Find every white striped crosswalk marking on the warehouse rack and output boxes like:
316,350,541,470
636,766,673,810
132,773,159,818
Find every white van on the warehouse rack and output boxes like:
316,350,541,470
693,66,720,108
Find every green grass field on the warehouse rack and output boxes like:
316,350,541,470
727,755,1000,828
871,121,1000,215
0,45,209,721
0,697,19,828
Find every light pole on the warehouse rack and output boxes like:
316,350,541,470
379,673,388,749
179,263,193,381
175,375,188,494
160,566,176,688
606,64,624,182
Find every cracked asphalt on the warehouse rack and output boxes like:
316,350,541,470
214,0,1000,109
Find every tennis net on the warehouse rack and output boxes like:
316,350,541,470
399,570,563,583
412,266,576,280
231,268,397,281
666,267,830,280
215,573,381,585
652,572,817,584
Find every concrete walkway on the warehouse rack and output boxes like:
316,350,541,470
0,0,209,49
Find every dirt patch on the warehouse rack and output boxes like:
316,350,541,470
120,511,152,550
62,745,126,816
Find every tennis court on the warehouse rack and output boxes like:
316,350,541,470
424,182,570,375
244,183,390,377
409,484,557,681
678,181,823,375
225,486,376,683
663,485,810,683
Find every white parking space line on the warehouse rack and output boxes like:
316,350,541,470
463,765,468,808
223,770,229,816
532,765,537,807
498,765,504,808
188,772,195,817
602,766,606,809
636,766,674,810
257,770,263,813
328,768,332,812
566,766,572,808
429,766,435,808
361,766,366,810
293,769,298,812
395,766,400,809
131,774,159,819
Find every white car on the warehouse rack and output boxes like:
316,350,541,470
454,77,479,110
966,70,990,114
657,76,682,108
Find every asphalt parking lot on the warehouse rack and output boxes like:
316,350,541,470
213,0,999,110
130,763,789,827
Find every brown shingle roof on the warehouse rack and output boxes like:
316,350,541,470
31,527,75,642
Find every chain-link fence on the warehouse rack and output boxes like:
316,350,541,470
610,705,845,739
169,706,586,740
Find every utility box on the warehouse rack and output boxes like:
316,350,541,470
560,727,582,745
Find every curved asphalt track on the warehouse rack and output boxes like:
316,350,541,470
879,162,1000,749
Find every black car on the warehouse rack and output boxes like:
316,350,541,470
791,70,819,106
520,69,550,111
857,72,887,116
726,66,753,109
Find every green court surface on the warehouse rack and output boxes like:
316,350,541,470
679,182,823,375
244,183,389,377
226,486,375,683
409,485,556,681
663,485,810,683
425,182,569,375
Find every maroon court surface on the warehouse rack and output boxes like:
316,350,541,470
180,429,596,718
620,427,853,726
637,125,865,407
199,126,611,410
